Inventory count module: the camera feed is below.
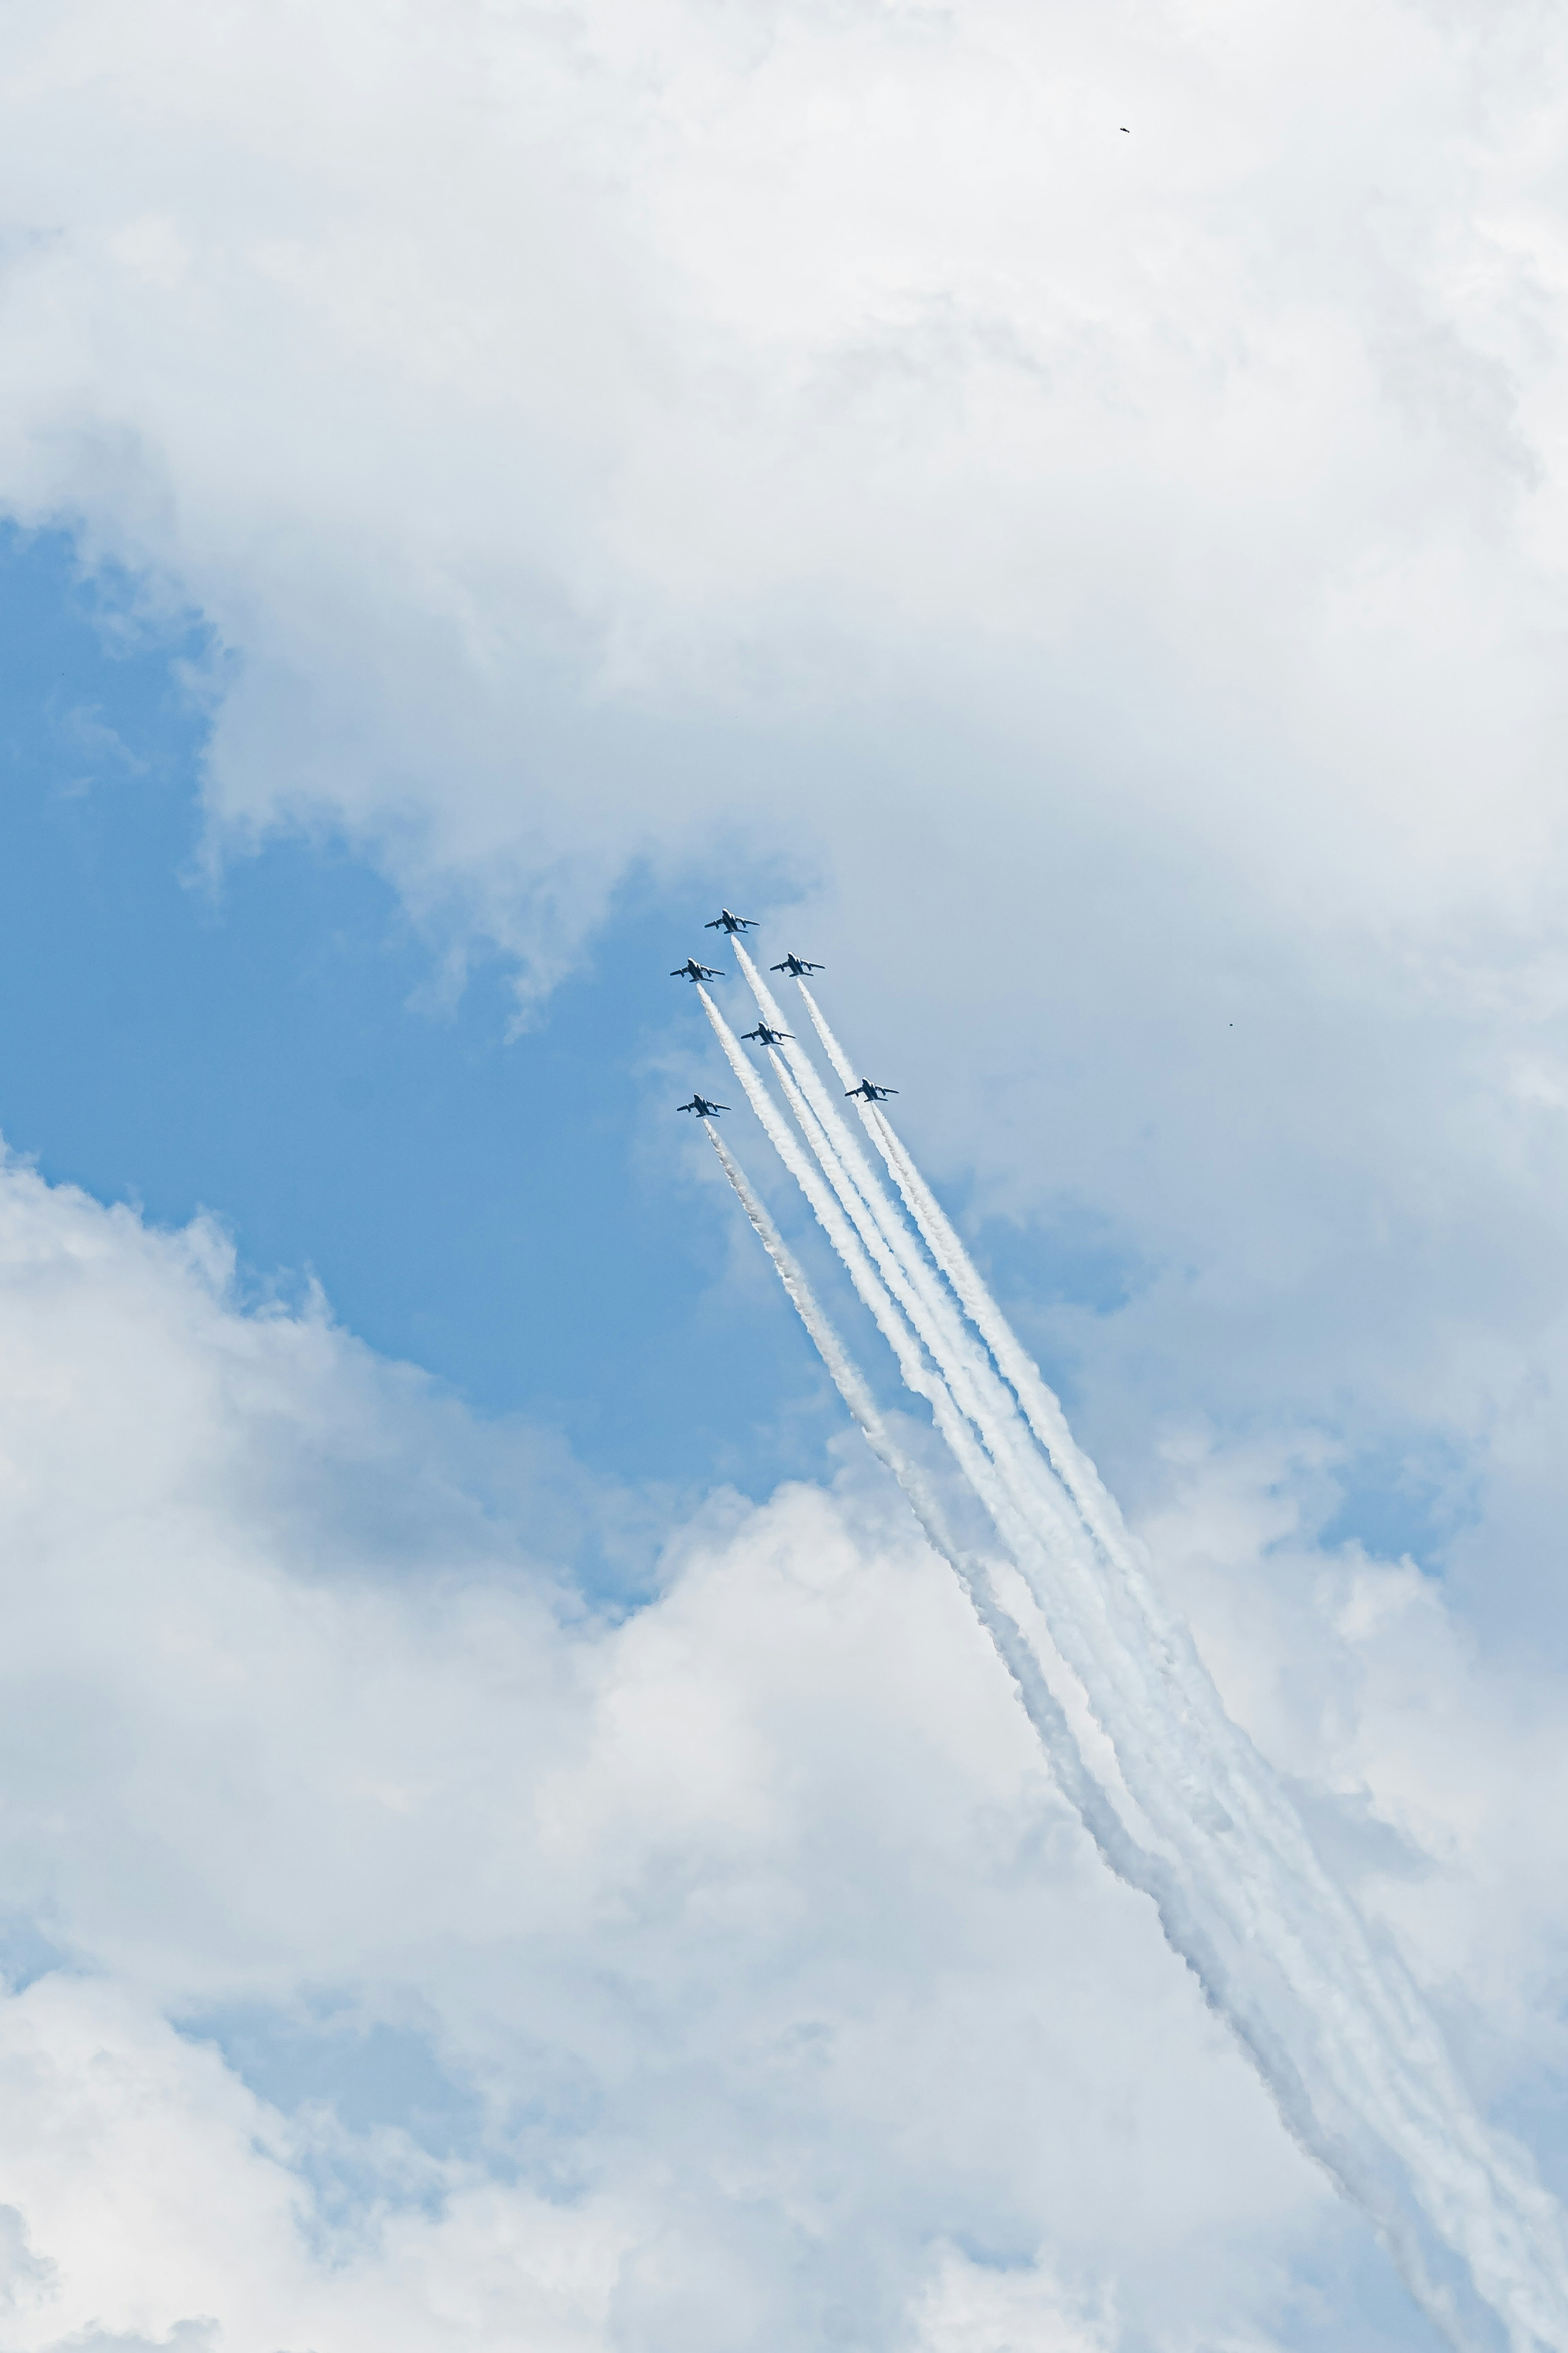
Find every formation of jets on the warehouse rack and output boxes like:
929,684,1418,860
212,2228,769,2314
673,910,895,1116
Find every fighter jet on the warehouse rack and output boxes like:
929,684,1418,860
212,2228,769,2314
678,1094,728,1118
705,908,758,935
845,1077,898,1102
742,1022,792,1046
770,953,824,977
670,957,725,984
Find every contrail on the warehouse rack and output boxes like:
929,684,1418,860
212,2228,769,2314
730,948,1139,1659
703,987,1167,1867
797,975,1194,1659
705,959,1568,2350
734,948,1293,1873
700,1114,1185,1932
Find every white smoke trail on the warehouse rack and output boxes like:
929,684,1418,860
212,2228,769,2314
733,949,1147,1680
707,962,1568,2349
701,986,1087,1627
749,1021,1185,1830
740,949,1263,1868
797,976,1193,1659
702,1115,884,1455
700,1115,1188,1930
708,984,1096,1641
704,986,1169,1868
784,980,1513,2072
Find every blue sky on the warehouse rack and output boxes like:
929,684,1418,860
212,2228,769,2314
0,524,844,1503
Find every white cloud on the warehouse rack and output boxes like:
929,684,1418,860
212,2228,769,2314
0,1151,1555,2344
2,0,1566,924
5,3,1568,2334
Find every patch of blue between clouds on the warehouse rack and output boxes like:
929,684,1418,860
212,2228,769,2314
961,1190,1156,1442
971,1197,1151,1325
172,1995,604,2237
0,523,853,1520
966,1182,1470,1577
1268,2221,1453,2353
186,2003,483,2154
0,1910,69,1994
1315,1435,1477,1579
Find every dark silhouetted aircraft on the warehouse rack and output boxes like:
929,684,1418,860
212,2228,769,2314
742,1022,792,1046
845,1078,898,1102
670,957,724,983
705,908,758,934
678,1095,729,1118
770,953,824,977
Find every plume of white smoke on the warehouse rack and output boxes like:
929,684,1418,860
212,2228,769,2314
708,957,1568,2352
701,1113,1171,1920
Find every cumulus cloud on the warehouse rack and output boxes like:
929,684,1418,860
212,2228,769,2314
0,1149,1552,2345
1,0,1566,918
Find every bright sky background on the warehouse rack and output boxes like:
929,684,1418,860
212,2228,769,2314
4,2,1568,2347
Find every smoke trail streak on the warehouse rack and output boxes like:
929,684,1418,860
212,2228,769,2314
703,1116,883,1453
741,951,1265,1853
784,1002,1508,1907
701,987,1098,1654
735,973,1521,2301
744,964,1530,2196
784,981,1532,2141
706,966,1568,2349
791,983,1380,1924
797,979,1196,1665
701,1117,1195,1952
785,979,1380,1866
702,989,1164,1872
748,1023,1189,1838
733,950,1128,1617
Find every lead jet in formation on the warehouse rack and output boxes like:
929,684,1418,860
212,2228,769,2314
770,952,823,977
678,1094,729,1118
706,908,758,935
670,956,725,984
845,1077,898,1102
742,1022,792,1046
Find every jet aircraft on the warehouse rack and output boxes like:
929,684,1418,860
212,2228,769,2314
845,1077,898,1102
706,908,758,935
670,957,725,983
678,1094,728,1118
742,1022,792,1046
770,953,824,977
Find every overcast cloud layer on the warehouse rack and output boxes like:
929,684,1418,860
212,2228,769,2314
4,0,1568,2343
